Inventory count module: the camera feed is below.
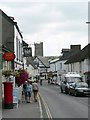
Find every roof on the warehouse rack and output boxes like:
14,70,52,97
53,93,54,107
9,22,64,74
60,50,80,61
26,57,37,69
64,72,81,78
60,45,81,61
37,56,50,68
50,58,60,63
65,43,90,64
22,40,28,47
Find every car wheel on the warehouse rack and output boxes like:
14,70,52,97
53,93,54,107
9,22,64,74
61,87,63,93
65,88,68,94
74,91,78,97
69,90,71,95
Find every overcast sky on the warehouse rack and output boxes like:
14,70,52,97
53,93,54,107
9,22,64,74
0,0,89,56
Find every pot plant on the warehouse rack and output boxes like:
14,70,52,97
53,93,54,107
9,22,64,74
2,70,13,82
2,70,12,77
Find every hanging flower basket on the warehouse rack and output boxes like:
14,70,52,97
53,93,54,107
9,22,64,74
15,69,29,87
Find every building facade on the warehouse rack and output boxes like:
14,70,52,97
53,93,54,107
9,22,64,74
1,9,23,71
65,43,90,83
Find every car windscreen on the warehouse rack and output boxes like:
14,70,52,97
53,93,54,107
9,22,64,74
66,77,82,83
76,83,88,88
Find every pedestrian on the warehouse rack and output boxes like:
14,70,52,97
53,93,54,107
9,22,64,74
26,81,32,103
22,81,27,102
32,80,39,102
48,79,50,84
40,79,42,85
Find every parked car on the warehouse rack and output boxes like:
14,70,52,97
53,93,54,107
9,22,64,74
60,72,82,94
69,82,90,96
28,76,35,82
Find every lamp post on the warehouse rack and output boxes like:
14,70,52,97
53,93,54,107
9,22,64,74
86,22,90,24
86,21,90,88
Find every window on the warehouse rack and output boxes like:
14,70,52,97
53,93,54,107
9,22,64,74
60,63,62,70
79,62,82,73
16,36,18,60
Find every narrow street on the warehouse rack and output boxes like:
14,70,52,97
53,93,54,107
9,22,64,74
39,80,88,118
0,2,90,120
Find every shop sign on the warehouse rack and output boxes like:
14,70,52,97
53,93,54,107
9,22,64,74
23,47,32,57
3,52,15,61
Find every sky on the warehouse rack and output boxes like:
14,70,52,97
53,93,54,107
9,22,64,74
0,0,89,56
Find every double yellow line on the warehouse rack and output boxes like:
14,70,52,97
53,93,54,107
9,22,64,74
38,92,53,120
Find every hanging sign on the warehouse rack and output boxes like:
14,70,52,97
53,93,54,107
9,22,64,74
3,52,15,61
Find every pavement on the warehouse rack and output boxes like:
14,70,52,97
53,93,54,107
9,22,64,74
2,93,43,119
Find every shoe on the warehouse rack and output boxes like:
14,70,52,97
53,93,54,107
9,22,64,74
27,101,30,103
35,99,37,102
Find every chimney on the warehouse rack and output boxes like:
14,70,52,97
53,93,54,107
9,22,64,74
70,45,81,52
61,49,70,56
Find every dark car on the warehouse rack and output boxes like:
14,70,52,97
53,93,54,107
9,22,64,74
69,82,90,96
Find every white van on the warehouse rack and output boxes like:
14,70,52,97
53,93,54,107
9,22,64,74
60,72,82,94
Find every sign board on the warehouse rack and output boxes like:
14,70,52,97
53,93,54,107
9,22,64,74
13,88,19,108
3,52,15,61
23,47,32,57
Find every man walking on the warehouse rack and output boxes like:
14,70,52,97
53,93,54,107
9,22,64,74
32,80,39,102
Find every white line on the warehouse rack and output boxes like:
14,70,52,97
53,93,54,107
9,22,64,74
38,94,43,119
39,93,53,119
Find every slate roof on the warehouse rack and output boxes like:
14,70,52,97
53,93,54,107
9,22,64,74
26,57,37,69
65,43,90,64
22,40,28,47
59,50,80,61
37,56,50,68
50,58,60,64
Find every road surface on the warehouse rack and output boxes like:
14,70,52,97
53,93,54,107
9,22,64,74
39,80,88,118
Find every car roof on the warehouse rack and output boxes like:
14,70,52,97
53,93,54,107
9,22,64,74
64,72,81,78
76,82,88,85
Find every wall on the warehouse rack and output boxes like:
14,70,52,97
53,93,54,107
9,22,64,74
50,63,56,72
0,10,2,119
67,59,90,82
14,25,23,70
2,13,14,52
2,12,14,70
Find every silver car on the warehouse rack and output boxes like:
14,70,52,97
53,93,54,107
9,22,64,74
69,82,90,96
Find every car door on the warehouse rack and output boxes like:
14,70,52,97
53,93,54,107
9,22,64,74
63,80,67,92
71,83,76,95
70,83,75,95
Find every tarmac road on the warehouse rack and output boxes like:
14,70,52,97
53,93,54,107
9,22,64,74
39,80,89,119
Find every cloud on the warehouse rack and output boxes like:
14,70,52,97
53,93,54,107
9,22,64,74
0,0,89,2
0,1,88,56
24,29,88,56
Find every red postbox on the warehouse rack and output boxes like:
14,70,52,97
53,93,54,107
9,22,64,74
3,82,13,109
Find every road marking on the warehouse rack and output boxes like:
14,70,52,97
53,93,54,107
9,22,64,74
38,94,43,119
39,93,53,120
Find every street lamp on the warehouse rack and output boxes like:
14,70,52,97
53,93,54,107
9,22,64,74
86,22,90,24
